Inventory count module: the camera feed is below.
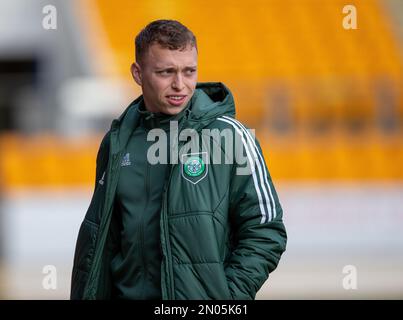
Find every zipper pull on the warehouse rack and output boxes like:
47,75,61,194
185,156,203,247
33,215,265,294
145,113,155,121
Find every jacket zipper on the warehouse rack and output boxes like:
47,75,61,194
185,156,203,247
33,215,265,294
161,176,173,299
161,120,188,299
141,162,150,280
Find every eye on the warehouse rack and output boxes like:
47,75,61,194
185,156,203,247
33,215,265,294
157,70,173,76
185,69,196,75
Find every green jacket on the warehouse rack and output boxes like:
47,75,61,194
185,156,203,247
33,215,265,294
71,82,287,300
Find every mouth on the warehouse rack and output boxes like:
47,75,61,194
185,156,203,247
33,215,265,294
166,95,187,106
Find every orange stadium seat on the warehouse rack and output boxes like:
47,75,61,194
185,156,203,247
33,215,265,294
1,0,402,189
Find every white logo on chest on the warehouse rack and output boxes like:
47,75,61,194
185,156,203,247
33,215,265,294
121,153,132,166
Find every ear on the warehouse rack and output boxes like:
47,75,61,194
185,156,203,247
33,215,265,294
130,62,142,86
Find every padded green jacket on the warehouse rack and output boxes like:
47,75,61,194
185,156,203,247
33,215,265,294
70,82,287,300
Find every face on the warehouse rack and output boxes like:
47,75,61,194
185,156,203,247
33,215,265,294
131,43,198,115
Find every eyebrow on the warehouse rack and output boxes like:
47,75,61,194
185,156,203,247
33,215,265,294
155,65,197,71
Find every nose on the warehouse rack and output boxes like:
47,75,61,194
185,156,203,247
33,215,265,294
172,73,184,91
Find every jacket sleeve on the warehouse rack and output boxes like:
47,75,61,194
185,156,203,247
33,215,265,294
225,132,287,300
70,132,110,299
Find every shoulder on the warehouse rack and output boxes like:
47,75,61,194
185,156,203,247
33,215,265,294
200,116,258,155
206,116,263,153
206,116,252,136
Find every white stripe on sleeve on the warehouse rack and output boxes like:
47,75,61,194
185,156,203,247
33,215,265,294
222,116,276,221
217,117,268,224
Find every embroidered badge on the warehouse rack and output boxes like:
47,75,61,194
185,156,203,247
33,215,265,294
181,152,208,185
184,156,205,177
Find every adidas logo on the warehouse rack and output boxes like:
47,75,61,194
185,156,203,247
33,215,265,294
121,153,132,166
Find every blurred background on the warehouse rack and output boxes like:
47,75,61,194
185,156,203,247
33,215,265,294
0,0,402,299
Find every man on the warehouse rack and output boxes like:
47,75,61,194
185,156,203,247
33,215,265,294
71,19,287,300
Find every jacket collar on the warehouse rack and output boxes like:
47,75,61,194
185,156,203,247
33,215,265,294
137,99,191,131
110,82,236,155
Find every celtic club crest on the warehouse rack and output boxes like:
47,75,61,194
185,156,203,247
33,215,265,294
181,152,208,184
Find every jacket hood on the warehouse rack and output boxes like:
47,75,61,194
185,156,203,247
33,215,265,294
187,82,235,122
110,82,235,153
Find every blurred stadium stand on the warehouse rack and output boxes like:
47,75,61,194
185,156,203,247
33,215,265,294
0,0,402,299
